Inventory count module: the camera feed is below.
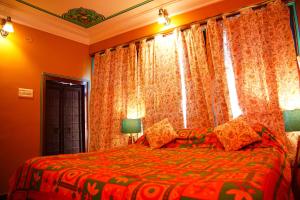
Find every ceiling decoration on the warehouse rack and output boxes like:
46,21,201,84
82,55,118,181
16,0,154,28
62,8,105,28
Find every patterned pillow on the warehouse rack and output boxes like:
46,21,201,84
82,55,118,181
135,135,150,146
286,131,300,163
176,129,196,139
176,128,208,140
214,118,261,151
145,118,178,149
165,131,225,150
248,123,287,152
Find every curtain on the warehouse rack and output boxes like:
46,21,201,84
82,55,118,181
224,0,300,139
138,31,184,130
179,21,233,128
206,20,233,125
180,25,214,128
89,44,138,151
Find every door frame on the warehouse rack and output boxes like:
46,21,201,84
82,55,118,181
41,73,89,155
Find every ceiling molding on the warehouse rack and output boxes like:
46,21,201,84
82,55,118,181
0,0,221,45
0,0,90,44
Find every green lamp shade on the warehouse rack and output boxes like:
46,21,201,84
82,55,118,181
121,119,141,133
283,109,300,132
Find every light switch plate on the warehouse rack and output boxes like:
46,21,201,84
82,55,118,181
18,88,33,98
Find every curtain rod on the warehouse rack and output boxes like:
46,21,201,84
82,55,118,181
91,0,288,56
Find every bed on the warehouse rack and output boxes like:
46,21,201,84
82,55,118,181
8,124,293,200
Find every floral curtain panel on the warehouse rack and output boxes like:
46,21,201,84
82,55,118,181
179,21,234,128
180,25,214,128
138,31,184,130
224,0,300,139
206,20,233,125
89,44,138,151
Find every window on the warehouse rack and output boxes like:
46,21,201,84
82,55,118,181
223,30,243,118
178,38,188,128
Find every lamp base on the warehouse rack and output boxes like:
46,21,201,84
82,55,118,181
128,133,137,145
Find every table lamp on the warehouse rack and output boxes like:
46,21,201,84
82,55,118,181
121,119,141,144
283,109,300,132
283,109,300,182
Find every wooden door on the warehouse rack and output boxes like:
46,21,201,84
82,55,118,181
43,79,86,155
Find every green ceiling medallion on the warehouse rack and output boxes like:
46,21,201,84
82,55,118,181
62,8,105,28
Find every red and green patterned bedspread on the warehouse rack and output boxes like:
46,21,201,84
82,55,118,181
8,144,292,200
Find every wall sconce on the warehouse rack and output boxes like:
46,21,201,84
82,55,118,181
158,8,170,26
1,16,14,38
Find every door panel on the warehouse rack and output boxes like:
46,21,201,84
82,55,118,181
63,87,82,154
45,86,61,155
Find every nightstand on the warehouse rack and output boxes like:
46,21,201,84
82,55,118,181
292,136,300,199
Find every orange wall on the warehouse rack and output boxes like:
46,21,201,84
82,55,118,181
89,0,264,54
0,23,90,194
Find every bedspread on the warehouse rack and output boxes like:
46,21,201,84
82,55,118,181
8,144,292,200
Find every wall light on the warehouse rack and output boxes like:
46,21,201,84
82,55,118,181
158,8,170,26
1,16,14,38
